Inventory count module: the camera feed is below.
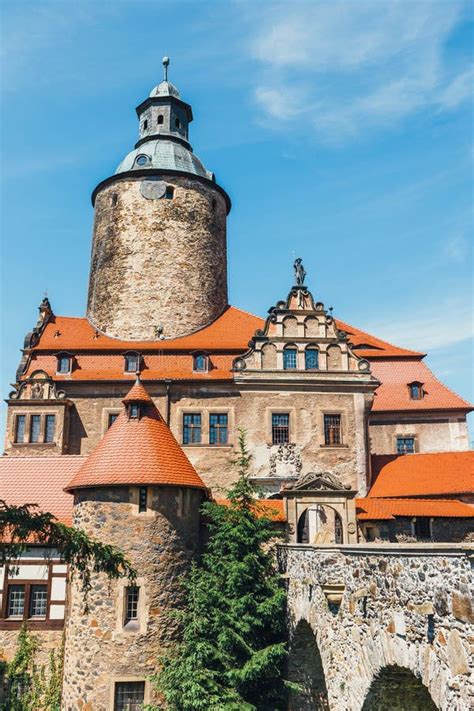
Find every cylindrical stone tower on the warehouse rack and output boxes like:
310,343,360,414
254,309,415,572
87,58,230,340
61,380,206,709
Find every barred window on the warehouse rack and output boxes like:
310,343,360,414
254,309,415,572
397,437,415,454
57,355,71,374
44,415,55,443
209,414,228,445
114,681,145,711
30,415,41,443
305,348,319,370
7,585,25,617
324,415,342,445
125,586,140,623
272,413,290,445
283,347,297,370
138,487,147,514
183,414,201,444
14,415,26,443
29,585,47,617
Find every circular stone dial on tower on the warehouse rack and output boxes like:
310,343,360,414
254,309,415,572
87,175,228,340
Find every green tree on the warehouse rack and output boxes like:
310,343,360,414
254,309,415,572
151,430,290,710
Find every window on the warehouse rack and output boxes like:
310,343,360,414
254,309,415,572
183,414,201,444
409,382,423,400
305,348,319,370
114,681,145,711
125,586,140,623
7,585,25,617
175,118,181,129
283,347,297,370
397,436,415,454
414,517,431,540
129,404,140,419
14,415,26,443
157,114,164,124
135,154,149,167
272,413,290,445
57,355,71,374
29,585,47,617
193,354,207,372
209,414,228,445
124,353,140,373
324,414,342,445
108,413,119,429
143,120,148,130
30,415,41,443
111,193,118,206
44,415,55,443
165,185,174,200
138,486,147,513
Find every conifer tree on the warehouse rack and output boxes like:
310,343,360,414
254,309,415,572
151,429,289,710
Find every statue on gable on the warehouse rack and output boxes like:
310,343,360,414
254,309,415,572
293,258,306,287
31,382,44,400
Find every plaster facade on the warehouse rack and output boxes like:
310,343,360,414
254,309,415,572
369,414,470,454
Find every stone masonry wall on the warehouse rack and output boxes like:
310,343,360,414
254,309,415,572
280,544,473,710
87,176,228,340
61,485,203,710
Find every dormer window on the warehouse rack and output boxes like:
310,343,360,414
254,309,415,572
129,403,140,419
409,382,424,400
283,346,297,370
57,354,71,374
124,353,140,373
157,115,164,125
193,354,208,372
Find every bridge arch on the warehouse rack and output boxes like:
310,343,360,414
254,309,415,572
362,665,437,710
287,619,330,710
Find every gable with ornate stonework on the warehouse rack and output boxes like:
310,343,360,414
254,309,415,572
9,371,67,401
288,471,352,492
233,262,372,377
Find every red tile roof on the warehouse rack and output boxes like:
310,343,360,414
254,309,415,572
65,381,205,492
370,360,471,412
336,320,423,358
0,456,84,525
356,497,474,520
216,498,286,522
369,452,474,498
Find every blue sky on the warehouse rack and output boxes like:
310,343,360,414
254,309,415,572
1,0,472,437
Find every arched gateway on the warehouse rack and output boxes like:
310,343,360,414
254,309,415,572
287,620,329,710
362,665,437,710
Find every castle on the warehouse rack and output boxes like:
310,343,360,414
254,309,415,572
0,60,472,710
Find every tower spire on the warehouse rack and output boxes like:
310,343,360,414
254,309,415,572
162,56,169,82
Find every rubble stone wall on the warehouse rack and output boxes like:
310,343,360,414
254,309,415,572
279,543,473,710
87,176,228,340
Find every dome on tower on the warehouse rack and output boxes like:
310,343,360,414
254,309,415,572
149,80,180,98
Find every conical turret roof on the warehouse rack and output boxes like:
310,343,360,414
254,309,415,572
65,381,205,492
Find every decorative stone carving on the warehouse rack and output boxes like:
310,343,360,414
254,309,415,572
293,257,306,286
289,471,352,492
16,298,55,379
9,372,66,401
269,444,303,478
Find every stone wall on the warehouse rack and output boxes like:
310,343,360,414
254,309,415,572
369,415,470,454
280,543,473,710
61,485,203,710
87,175,228,340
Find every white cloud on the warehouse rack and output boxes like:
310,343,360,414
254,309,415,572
249,0,471,141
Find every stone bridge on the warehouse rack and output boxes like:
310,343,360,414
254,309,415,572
278,543,473,711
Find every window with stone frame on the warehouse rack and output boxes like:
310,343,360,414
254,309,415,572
14,415,26,443
183,414,202,444
323,414,342,446
114,681,145,711
396,436,415,454
124,586,140,625
283,347,298,370
108,412,119,429
29,415,41,444
192,353,208,372
44,414,56,443
209,413,228,445
305,347,319,370
272,413,290,445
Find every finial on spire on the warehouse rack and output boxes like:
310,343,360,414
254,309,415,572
162,56,170,82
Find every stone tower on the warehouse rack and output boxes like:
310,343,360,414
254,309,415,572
87,58,230,341
61,380,206,709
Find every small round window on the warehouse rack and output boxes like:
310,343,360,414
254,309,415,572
136,154,150,167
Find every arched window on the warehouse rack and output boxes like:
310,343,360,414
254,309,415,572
283,346,297,370
56,354,72,374
124,353,140,373
305,347,319,370
334,512,343,544
157,114,164,125
143,119,148,131
193,354,208,372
